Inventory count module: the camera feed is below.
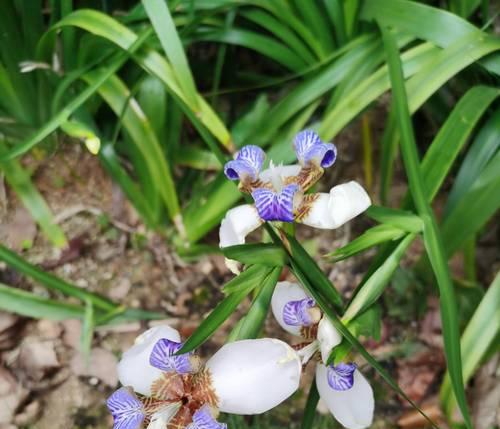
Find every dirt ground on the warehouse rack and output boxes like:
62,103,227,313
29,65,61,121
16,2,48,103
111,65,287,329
0,126,499,429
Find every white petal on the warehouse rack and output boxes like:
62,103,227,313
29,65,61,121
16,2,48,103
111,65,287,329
300,181,371,229
117,325,181,396
317,317,342,363
316,364,374,429
147,402,181,429
219,205,263,273
206,338,302,414
271,281,310,336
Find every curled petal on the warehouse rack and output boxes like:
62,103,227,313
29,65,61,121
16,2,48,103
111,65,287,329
206,338,302,414
316,364,374,429
294,130,336,168
317,317,342,363
149,339,195,374
187,405,227,429
224,145,265,181
327,363,357,391
219,204,263,274
117,325,181,396
271,281,311,336
107,387,145,429
297,181,371,229
252,184,299,222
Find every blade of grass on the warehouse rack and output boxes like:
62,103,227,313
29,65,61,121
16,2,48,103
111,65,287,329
142,0,199,108
0,29,153,161
380,23,471,428
301,379,320,429
178,265,273,353
0,142,67,247
234,266,282,340
440,272,500,417
0,283,85,320
0,244,115,311
222,244,288,267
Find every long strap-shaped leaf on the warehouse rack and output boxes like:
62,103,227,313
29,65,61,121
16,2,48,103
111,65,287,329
0,29,152,161
380,23,471,428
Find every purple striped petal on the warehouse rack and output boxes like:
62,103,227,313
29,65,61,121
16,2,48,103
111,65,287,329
327,362,357,391
149,339,193,374
283,298,316,326
294,130,337,168
224,145,265,181
252,184,298,222
107,387,145,429
188,405,227,429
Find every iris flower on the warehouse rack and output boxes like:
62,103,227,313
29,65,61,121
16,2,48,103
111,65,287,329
220,130,371,272
271,281,375,429
107,325,302,429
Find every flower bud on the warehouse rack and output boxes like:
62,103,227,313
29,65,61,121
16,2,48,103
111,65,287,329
206,339,302,414
117,325,181,396
316,363,374,429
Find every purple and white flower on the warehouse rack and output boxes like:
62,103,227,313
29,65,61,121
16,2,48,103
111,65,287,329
108,325,302,429
219,130,371,273
270,282,375,429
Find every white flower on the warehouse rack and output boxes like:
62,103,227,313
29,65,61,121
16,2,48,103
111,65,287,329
219,131,371,272
206,338,302,414
316,364,374,429
270,282,375,429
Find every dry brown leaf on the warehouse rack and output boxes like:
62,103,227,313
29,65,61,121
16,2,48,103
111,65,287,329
61,319,81,349
0,207,37,251
397,401,443,428
18,339,60,381
0,367,29,424
70,347,118,387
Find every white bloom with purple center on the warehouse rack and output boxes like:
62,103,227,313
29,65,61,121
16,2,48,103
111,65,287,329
109,325,303,429
270,282,375,429
219,130,371,271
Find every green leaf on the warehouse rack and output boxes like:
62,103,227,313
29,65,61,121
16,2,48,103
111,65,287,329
0,244,115,311
365,205,423,233
441,152,500,256
343,234,415,321
222,244,288,267
327,224,406,262
178,265,272,353
142,0,199,108
440,273,500,418
82,72,181,222
0,283,85,320
444,108,500,217
81,300,94,359
0,28,152,161
234,266,282,340
0,142,67,247
380,24,471,428
301,380,320,429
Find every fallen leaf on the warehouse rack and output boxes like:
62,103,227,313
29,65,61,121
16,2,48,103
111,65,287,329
472,355,500,429
18,339,60,381
397,401,443,428
70,347,118,387
0,207,37,251
396,347,445,404
0,367,29,424
61,319,81,350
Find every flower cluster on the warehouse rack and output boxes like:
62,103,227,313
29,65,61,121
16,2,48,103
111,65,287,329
271,281,374,429
107,326,302,429
219,130,371,272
